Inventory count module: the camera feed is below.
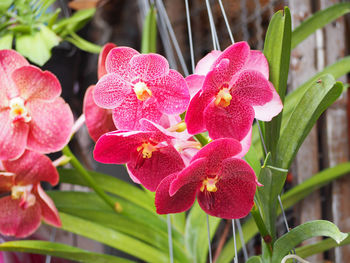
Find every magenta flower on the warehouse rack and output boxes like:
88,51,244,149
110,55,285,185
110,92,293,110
0,150,61,238
94,119,186,191
93,47,190,130
0,50,74,160
185,42,283,140
155,138,259,219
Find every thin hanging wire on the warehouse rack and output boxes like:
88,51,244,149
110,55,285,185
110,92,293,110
217,0,234,44
232,220,238,263
185,0,195,73
236,219,248,261
207,214,213,263
205,0,221,51
155,0,189,75
167,215,174,263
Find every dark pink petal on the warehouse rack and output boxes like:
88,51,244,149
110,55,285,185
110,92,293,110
105,47,139,80
169,157,207,196
0,110,28,160
191,138,243,174
202,59,231,94
0,196,41,238
244,50,269,79
185,74,205,98
83,86,116,142
93,73,132,109
150,69,190,114
253,83,283,121
129,54,169,81
238,126,252,158
127,145,185,191
26,97,73,154
155,173,198,214
12,66,61,102
0,173,14,193
98,43,117,79
0,49,29,100
34,184,61,227
112,93,163,130
204,96,255,140
3,151,59,186
197,158,257,219
195,50,221,75
211,42,250,77
94,130,154,164
184,92,207,134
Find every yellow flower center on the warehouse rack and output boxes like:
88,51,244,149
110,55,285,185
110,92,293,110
11,185,36,209
214,86,232,108
200,176,218,192
9,97,31,123
137,142,157,159
133,81,152,101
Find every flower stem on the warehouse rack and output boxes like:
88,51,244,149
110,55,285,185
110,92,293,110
194,133,209,146
62,145,117,211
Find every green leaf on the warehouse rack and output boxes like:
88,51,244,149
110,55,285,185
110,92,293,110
262,6,291,156
0,33,13,49
292,3,350,49
66,32,101,54
272,220,348,263
141,4,157,53
184,202,220,263
246,256,263,263
244,144,261,176
0,241,132,263
0,0,13,11
275,75,343,169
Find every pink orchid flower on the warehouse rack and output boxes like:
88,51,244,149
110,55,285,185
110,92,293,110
0,151,61,238
155,138,260,219
185,42,283,140
84,43,117,142
94,119,186,191
0,50,74,160
93,46,190,130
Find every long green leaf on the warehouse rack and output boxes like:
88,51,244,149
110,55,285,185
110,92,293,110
272,220,348,263
141,4,157,53
275,75,343,169
291,3,350,49
246,256,263,263
262,6,291,155
0,241,132,263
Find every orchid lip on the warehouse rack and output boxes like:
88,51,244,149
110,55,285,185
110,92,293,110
9,97,31,123
200,175,219,192
214,84,232,108
133,81,152,101
11,184,36,209
135,142,158,169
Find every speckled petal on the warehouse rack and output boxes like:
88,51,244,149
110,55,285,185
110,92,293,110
129,53,169,81
98,43,117,79
105,47,139,80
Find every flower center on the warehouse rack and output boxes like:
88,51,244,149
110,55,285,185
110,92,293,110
133,81,152,101
200,176,218,192
214,84,232,108
137,142,157,159
9,97,31,123
11,184,36,209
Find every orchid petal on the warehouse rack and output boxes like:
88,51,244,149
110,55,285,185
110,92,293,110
244,50,269,79
105,47,139,80
35,184,61,227
0,173,14,193
129,54,169,81
98,43,117,79
185,74,205,98
195,50,221,75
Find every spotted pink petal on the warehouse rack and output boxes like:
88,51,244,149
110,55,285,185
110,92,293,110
195,50,222,75
0,49,29,101
129,54,169,82
0,173,14,193
127,145,185,191
93,73,132,109
0,110,29,160
149,69,190,114
98,43,117,79
204,96,255,140
244,50,269,79
185,74,205,98
83,86,115,141
211,42,250,77
105,47,139,80
0,196,41,238
94,130,155,164
3,150,59,186
26,97,73,154
112,93,163,130
155,173,198,214
34,184,61,227
237,126,252,158
197,158,257,219
191,138,243,174
169,157,207,196
11,66,61,102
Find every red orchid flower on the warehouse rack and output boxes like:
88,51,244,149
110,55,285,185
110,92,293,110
93,119,186,191
155,138,259,219
0,151,61,238
0,50,74,160
93,46,190,130
185,42,283,140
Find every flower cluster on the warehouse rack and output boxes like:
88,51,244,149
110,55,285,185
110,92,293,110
91,42,282,219
0,50,74,237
